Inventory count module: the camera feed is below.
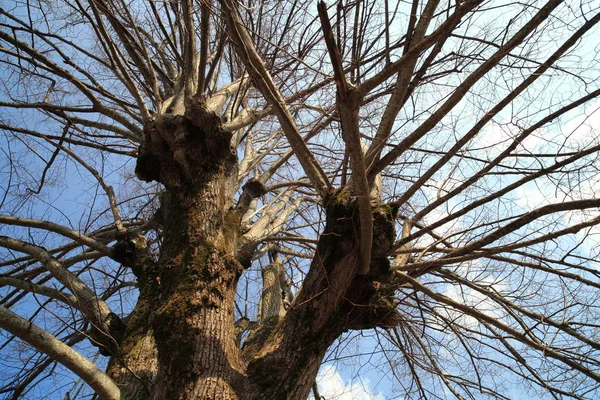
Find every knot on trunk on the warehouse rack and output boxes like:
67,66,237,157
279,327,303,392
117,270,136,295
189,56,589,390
236,179,267,213
112,232,150,277
323,189,398,277
135,113,235,189
321,189,401,330
339,278,402,330
90,312,127,356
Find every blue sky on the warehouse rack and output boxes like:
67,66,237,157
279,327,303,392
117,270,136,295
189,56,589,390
2,0,600,398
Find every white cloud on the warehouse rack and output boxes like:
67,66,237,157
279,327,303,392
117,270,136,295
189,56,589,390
309,364,385,400
564,207,600,257
515,175,600,255
442,275,508,330
560,100,600,148
514,180,556,211
473,120,547,158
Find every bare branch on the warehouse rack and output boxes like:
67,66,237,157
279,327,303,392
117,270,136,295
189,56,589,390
0,305,120,400
220,0,330,196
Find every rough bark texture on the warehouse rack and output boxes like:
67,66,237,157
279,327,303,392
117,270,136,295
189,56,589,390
243,190,401,399
108,107,401,399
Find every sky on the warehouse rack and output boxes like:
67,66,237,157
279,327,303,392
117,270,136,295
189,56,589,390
2,0,600,399
311,364,386,400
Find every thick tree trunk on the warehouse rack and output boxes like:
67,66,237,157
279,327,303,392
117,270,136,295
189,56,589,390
107,109,400,399
106,315,157,399
109,184,247,399
149,185,246,399
110,108,248,399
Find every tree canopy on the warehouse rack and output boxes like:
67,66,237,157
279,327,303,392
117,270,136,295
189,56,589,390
1,0,600,398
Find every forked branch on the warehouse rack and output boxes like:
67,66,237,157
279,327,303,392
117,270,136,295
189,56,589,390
220,0,330,197
318,1,373,275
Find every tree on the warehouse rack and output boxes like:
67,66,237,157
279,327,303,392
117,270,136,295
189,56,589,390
1,0,600,398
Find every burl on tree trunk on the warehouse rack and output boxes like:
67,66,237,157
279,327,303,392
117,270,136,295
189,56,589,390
106,105,401,399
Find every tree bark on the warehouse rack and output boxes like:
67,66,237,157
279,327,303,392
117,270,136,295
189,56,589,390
112,107,248,399
243,191,400,399
108,109,400,399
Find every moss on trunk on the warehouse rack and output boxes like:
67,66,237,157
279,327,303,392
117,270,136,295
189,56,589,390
111,113,402,399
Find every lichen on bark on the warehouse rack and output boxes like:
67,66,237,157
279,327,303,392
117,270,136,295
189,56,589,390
111,106,404,399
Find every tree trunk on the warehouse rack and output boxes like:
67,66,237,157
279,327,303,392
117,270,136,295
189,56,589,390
107,108,400,399
243,191,400,399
